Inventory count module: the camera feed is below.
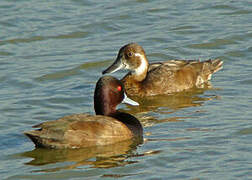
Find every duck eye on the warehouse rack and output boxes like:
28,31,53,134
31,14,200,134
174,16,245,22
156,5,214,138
127,52,133,57
117,85,122,92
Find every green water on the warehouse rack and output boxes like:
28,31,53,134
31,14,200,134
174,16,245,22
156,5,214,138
1,0,252,179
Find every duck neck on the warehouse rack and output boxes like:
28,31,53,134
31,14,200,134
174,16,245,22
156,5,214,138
111,111,143,137
95,102,116,116
132,70,147,82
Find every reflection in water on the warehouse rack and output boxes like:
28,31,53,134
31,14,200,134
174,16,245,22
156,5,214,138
101,150,162,178
102,173,142,178
20,139,164,174
21,139,143,172
236,127,252,135
124,87,221,114
140,116,188,128
120,87,221,129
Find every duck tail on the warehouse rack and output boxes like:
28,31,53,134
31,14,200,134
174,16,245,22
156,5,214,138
202,59,223,81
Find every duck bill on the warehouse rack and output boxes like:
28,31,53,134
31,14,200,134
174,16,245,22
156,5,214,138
122,93,139,106
102,56,124,74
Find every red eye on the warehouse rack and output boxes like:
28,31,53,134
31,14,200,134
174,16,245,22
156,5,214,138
117,85,122,91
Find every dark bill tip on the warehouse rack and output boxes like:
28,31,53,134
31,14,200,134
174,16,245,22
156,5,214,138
102,60,123,74
102,67,110,74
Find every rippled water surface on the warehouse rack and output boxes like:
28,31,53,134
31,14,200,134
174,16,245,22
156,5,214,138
1,0,252,179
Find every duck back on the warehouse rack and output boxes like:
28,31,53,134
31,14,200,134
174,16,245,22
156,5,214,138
24,114,137,149
122,59,223,96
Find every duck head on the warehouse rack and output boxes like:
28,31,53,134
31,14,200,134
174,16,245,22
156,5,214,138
102,43,149,81
94,76,139,116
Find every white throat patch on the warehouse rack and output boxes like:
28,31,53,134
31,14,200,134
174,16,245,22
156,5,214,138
134,53,148,75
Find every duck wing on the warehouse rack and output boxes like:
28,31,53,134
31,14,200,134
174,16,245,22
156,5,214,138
24,114,133,149
143,59,223,94
148,59,223,81
148,60,201,71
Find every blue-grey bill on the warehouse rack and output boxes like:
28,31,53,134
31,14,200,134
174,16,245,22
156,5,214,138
102,58,124,74
122,93,139,106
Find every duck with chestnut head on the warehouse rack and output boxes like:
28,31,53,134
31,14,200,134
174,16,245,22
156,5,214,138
25,76,143,149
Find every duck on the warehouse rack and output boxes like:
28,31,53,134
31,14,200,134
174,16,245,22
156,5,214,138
24,76,143,149
102,43,223,96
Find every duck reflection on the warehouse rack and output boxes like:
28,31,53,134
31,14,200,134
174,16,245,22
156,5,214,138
123,87,221,114
22,138,143,172
118,87,221,129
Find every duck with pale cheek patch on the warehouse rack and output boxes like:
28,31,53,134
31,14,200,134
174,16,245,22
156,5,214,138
25,76,143,149
103,43,223,96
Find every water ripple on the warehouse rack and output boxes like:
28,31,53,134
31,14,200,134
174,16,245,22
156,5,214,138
0,31,89,45
1,0,252,179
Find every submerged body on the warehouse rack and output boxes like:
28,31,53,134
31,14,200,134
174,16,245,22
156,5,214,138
103,43,223,96
25,76,143,149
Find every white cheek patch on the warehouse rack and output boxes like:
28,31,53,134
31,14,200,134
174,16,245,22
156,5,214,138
207,74,212,80
134,53,148,75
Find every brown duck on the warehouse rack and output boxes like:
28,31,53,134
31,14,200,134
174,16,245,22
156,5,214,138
25,76,143,149
103,43,223,96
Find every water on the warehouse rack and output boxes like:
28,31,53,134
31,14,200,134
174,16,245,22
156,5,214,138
1,0,252,179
